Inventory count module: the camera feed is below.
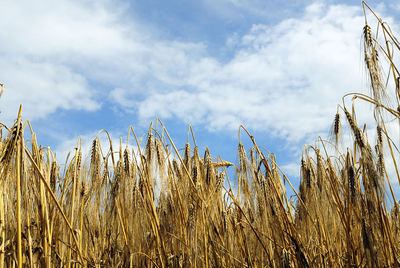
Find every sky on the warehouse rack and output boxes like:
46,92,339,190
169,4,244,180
1,0,400,198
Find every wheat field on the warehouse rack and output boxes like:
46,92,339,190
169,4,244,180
1,2,400,267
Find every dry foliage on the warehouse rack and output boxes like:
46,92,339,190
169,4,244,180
1,2,400,267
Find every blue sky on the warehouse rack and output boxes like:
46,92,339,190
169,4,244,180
1,0,400,196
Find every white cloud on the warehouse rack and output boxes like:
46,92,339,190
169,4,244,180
1,0,397,148
0,0,133,57
109,88,136,110
132,3,368,143
281,162,301,178
0,58,99,123
0,0,209,125
0,0,124,123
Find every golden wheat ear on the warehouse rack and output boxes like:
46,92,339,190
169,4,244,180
0,82,4,99
344,108,367,149
328,109,342,148
363,20,389,110
90,137,101,181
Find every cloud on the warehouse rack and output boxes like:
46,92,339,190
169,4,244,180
0,0,133,57
281,162,301,178
0,57,99,123
1,0,396,148
0,0,209,125
129,3,369,143
0,0,124,123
